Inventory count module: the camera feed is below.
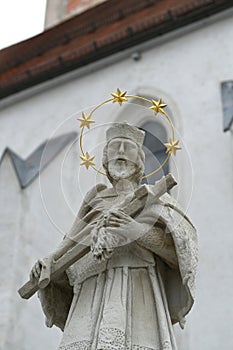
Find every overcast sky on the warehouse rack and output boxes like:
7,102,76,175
0,0,47,50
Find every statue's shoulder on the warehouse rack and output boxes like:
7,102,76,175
159,192,183,210
145,185,195,230
160,192,196,230
77,184,107,218
144,186,183,213
83,183,108,203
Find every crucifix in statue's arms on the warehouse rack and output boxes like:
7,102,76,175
19,173,177,299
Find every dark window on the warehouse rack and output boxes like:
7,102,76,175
140,120,169,184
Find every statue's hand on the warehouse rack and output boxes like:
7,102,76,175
106,209,150,242
30,259,47,280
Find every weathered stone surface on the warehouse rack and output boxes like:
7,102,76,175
28,123,197,349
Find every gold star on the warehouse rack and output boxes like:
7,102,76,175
80,152,95,169
77,112,95,129
111,88,128,106
149,98,167,115
164,138,181,156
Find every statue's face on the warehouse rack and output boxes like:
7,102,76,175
106,137,139,180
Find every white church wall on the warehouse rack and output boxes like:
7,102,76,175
0,11,232,350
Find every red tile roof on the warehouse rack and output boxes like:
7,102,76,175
0,0,232,99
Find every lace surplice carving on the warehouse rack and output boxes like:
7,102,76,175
97,327,125,349
97,327,172,350
59,340,91,349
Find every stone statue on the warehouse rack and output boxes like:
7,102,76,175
28,123,198,350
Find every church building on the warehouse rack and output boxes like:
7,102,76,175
0,1,233,349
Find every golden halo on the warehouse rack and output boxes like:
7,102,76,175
77,89,181,179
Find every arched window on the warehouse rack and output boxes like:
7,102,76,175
140,120,169,185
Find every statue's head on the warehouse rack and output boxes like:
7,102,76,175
102,123,145,185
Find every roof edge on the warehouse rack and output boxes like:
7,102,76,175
0,0,232,100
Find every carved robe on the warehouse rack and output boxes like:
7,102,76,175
39,184,198,350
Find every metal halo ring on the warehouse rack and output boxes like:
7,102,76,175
78,90,180,179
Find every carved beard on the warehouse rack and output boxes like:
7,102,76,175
107,159,137,181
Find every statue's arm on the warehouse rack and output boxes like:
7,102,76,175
32,218,94,330
31,184,106,280
137,224,178,269
30,213,97,284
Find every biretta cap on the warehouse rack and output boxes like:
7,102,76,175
106,122,145,146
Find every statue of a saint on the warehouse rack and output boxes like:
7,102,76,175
30,123,198,350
